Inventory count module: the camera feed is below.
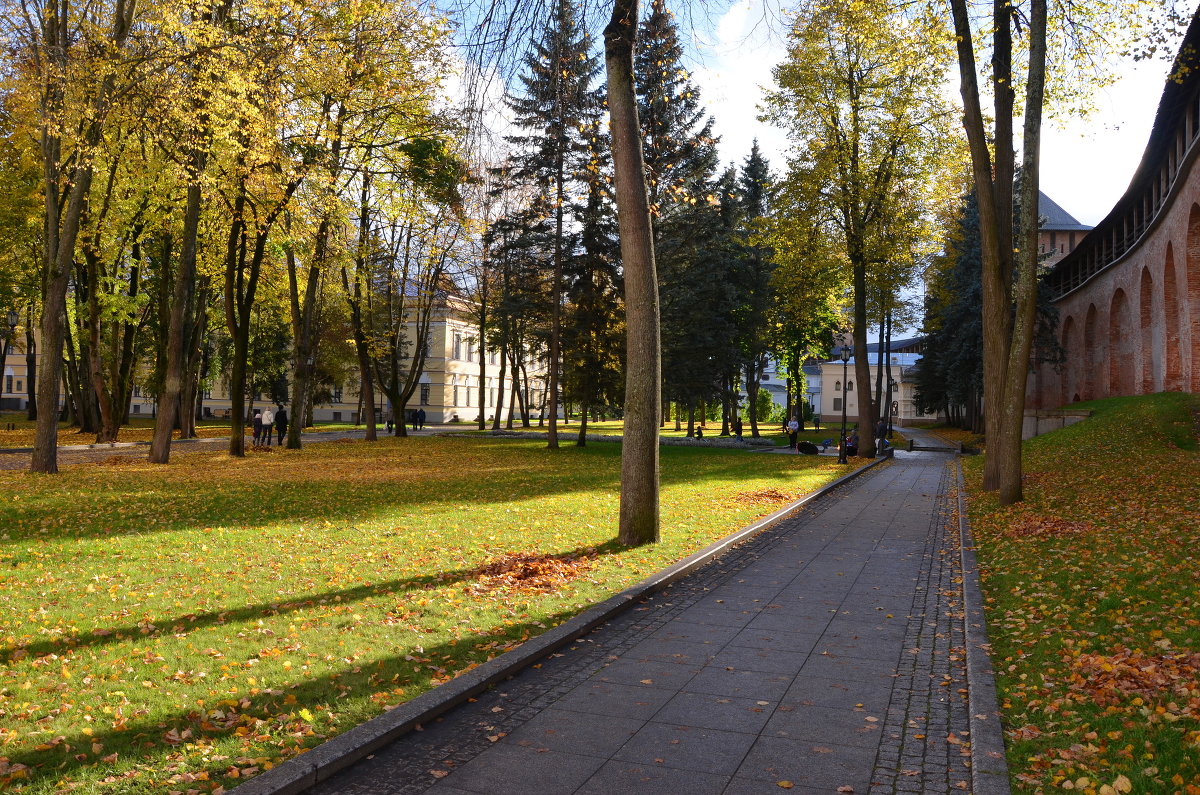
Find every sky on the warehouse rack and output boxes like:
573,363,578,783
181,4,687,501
691,0,1182,228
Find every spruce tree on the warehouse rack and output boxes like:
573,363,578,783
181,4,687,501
635,0,724,422
505,0,603,447
735,141,776,437
562,124,623,444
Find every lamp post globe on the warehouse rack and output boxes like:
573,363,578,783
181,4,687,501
837,344,850,465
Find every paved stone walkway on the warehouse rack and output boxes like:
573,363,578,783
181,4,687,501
312,448,976,794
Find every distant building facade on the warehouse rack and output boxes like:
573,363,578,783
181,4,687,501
818,337,941,427
1,294,545,426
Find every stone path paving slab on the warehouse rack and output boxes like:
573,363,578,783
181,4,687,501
296,447,995,795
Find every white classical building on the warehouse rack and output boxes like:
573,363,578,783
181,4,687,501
818,337,941,427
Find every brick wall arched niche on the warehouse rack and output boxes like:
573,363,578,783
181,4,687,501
1061,314,1077,405
1164,242,1184,390
1083,303,1102,400
1139,266,1156,393
1109,288,1134,395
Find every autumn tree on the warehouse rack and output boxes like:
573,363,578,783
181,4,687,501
1,0,141,472
943,0,1184,503
765,0,958,457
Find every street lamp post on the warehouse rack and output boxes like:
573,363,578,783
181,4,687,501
837,343,850,464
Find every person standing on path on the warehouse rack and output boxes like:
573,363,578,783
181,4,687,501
252,409,263,446
260,406,274,446
275,406,288,446
787,415,799,450
875,418,889,453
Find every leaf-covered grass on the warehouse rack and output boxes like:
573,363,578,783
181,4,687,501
492,418,845,446
0,416,374,449
964,392,1200,793
0,436,853,793
924,423,985,450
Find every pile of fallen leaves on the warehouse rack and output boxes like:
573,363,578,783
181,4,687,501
732,488,798,507
1003,516,1099,538
465,551,595,593
1070,648,1200,707
965,393,1200,793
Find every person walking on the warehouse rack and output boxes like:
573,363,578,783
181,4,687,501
261,406,274,446
275,405,288,446
417,408,426,430
252,409,263,446
875,418,889,454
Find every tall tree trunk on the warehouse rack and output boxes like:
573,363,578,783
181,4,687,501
150,180,202,463
606,0,660,546
997,0,1047,505
492,336,509,430
851,257,876,457
746,363,761,437
287,218,326,450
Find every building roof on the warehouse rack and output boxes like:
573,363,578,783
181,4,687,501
821,352,923,368
863,336,924,354
1038,191,1091,231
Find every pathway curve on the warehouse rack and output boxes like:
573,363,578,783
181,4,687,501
309,446,984,795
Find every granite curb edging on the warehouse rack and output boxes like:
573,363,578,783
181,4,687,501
956,461,1012,794
230,456,890,795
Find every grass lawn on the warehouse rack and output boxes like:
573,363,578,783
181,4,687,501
483,418,844,445
0,416,368,450
0,435,854,793
964,392,1200,793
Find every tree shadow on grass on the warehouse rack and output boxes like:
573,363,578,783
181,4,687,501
3,606,593,791
1,438,828,545
0,542,622,664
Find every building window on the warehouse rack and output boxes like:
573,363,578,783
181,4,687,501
834,380,841,392
847,381,854,391
333,387,343,403
420,384,430,405
453,332,462,361
424,334,433,357
15,380,21,392
489,350,497,366
333,411,342,421
133,385,141,397
133,404,141,414
4,375,10,393
833,397,842,411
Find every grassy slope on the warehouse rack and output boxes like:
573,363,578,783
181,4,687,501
0,437,850,793
964,393,1200,794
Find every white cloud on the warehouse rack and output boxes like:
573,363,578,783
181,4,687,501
691,0,790,172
